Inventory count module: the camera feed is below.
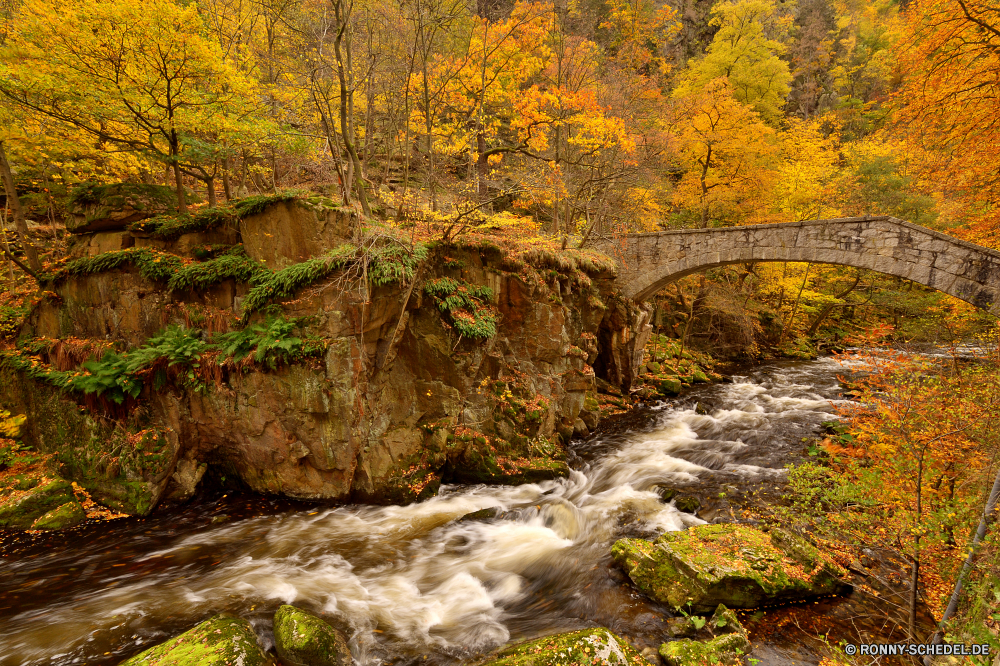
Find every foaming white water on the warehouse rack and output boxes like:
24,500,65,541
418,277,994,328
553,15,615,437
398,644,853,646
0,358,849,666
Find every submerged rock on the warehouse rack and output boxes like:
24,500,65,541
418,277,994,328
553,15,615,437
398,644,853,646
481,628,649,666
457,506,505,522
0,478,76,529
611,524,850,612
672,496,700,514
30,500,87,530
120,614,272,666
659,605,749,666
272,605,351,666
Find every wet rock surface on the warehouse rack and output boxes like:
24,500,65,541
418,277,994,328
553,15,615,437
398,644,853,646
659,605,749,666
119,614,273,666
478,628,649,666
272,605,351,666
612,524,851,612
0,356,933,666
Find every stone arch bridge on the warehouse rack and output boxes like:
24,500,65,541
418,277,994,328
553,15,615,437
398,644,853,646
591,216,1000,313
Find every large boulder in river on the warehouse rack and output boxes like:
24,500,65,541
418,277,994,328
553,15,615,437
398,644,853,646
273,605,351,666
612,524,850,613
66,183,177,233
120,615,272,666
480,628,649,666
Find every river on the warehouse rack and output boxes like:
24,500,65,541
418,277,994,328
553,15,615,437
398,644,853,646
0,356,857,666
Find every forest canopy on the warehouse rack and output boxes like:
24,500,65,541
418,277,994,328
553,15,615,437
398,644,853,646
0,0,994,240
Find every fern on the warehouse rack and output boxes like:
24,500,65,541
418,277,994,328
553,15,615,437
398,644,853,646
423,277,497,340
240,245,357,319
62,248,183,283
168,246,269,291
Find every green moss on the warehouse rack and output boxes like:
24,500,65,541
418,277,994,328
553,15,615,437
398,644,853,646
240,245,356,319
59,247,184,283
481,628,648,666
424,277,497,340
128,207,237,240
69,183,177,210
120,615,272,666
30,500,87,530
659,632,749,666
612,524,850,612
273,605,351,666
167,246,269,291
233,192,300,218
658,377,683,395
0,478,75,529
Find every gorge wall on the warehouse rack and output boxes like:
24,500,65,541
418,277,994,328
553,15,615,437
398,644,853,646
1,191,652,513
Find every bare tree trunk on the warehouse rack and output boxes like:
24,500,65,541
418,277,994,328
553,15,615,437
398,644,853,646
332,0,372,216
222,156,233,201
0,140,41,274
1,208,20,283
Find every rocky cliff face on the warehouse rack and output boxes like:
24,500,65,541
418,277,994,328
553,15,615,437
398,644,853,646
1,195,651,513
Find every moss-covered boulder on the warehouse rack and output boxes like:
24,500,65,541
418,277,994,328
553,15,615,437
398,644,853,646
657,377,682,395
0,478,76,529
611,524,850,612
67,183,177,233
120,615,272,666
480,628,649,666
659,606,749,666
273,605,351,666
30,500,87,530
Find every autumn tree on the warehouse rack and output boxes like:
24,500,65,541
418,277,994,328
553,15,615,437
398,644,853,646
674,0,793,122
893,0,1000,240
0,0,265,211
670,79,779,227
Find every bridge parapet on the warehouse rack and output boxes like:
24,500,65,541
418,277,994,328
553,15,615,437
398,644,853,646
591,216,1000,313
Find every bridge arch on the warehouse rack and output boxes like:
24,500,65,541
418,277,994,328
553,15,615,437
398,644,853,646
594,216,1000,314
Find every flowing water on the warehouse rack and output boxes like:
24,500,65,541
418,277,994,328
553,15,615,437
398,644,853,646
0,356,857,666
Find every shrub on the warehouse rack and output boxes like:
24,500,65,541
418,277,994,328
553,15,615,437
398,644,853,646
213,316,324,369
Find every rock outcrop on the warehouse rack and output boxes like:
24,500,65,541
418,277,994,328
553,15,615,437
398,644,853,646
273,605,351,666
1,194,654,511
240,197,355,269
659,605,750,666
66,183,176,234
612,524,850,612
119,615,273,666
479,628,649,666
0,477,78,529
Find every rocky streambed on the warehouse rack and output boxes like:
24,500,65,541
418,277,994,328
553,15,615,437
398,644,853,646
0,355,924,665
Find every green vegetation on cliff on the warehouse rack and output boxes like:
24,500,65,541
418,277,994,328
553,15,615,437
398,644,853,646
424,277,497,339
0,316,325,409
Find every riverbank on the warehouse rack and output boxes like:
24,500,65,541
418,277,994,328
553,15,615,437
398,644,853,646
0,355,873,665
